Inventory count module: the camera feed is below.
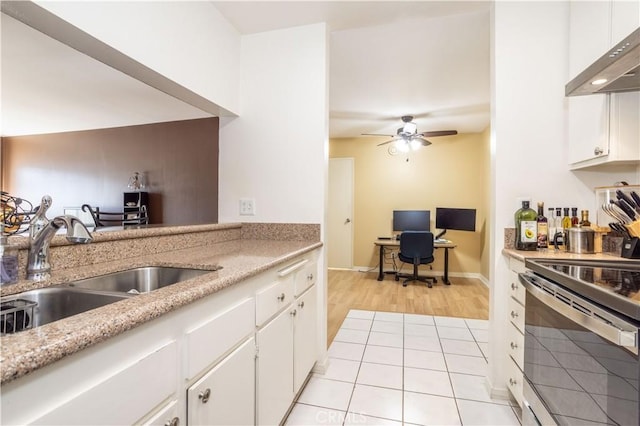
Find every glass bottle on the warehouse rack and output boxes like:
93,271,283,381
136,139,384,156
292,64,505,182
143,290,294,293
562,208,572,230
536,202,548,249
580,210,591,227
571,207,579,227
515,201,538,251
554,208,563,246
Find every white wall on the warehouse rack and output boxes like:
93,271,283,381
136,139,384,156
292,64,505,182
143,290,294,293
34,0,241,114
218,23,328,225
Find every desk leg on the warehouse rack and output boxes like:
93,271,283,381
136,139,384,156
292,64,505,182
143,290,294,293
377,245,384,281
443,248,451,285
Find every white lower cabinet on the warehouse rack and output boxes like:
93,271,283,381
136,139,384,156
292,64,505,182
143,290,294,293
187,337,255,425
0,251,320,426
293,286,318,393
257,307,295,426
506,257,526,408
140,400,179,426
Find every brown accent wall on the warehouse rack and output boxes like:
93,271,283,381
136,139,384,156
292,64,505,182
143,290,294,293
1,117,219,225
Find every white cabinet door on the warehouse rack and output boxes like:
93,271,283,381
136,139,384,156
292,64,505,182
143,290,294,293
294,285,318,393
187,337,255,426
256,307,294,426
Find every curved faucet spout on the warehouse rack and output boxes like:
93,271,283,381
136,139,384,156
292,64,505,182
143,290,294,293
27,215,93,281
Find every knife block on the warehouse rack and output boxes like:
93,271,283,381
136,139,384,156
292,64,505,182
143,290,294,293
621,237,640,259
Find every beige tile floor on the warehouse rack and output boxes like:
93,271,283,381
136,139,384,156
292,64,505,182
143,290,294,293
285,310,521,426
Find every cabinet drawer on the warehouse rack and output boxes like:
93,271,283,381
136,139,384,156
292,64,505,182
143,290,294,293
509,270,526,305
186,297,255,379
295,261,317,296
34,340,177,425
139,399,178,426
508,296,525,334
506,358,524,408
256,276,294,326
506,323,525,370
509,258,526,274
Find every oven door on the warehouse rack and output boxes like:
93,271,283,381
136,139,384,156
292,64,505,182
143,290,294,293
520,272,640,426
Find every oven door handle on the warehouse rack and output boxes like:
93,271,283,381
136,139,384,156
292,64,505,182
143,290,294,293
520,273,638,352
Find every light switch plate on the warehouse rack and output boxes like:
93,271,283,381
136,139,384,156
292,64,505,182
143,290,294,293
239,198,255,216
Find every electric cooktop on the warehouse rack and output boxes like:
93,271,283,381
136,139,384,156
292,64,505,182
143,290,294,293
525,258,640,321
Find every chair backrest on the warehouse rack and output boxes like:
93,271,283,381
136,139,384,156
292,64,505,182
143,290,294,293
399,231,434,260
82,204,148,227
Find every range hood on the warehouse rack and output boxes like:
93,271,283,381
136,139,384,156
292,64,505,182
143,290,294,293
566,27,640,96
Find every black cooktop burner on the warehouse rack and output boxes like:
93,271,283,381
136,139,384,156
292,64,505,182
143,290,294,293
525,259,640,321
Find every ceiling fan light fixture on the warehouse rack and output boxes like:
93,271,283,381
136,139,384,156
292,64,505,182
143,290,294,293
395,139,410,153
402,121,417,135
409,139,422,151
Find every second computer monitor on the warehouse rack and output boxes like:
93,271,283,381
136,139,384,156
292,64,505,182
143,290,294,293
435,207,476,232
393,210,431,232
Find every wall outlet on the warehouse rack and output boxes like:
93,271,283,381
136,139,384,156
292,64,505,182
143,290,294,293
239,198,255,216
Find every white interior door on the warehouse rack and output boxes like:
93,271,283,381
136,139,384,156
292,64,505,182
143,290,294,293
328,158,354,269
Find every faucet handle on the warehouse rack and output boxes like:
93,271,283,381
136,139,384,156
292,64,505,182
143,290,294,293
29,195,52,236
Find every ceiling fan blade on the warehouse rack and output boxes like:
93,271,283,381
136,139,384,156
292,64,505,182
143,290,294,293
376,139,398,146
418,130,458,137
414,137,432,146
362,133,394,137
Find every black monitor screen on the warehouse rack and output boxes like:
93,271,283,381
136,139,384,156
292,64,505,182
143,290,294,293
393,210,431,232
435,208,476,232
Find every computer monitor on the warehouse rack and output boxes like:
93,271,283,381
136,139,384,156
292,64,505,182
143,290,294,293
392,210,431,232
435,208,477,233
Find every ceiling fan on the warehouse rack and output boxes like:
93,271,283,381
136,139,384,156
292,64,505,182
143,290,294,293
363,115,458,152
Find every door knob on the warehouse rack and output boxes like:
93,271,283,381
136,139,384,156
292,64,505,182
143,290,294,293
199,388,211,403
345,218,351,224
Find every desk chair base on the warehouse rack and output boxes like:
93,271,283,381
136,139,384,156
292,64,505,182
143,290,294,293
395,265,438,288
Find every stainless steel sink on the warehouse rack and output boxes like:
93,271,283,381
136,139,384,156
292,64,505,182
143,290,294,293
67,266,213,294
1,287,131,332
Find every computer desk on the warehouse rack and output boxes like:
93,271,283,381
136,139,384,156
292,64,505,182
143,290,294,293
374,239,457,284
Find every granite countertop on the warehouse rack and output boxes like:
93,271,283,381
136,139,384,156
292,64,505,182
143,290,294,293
502,248,634,262
1,238,322,384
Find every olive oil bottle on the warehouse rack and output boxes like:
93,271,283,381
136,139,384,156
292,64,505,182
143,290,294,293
515,201,537,251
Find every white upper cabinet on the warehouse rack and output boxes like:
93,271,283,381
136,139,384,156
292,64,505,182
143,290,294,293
567,0,640,169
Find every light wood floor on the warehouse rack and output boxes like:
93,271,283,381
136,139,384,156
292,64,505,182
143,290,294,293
327,270,490,346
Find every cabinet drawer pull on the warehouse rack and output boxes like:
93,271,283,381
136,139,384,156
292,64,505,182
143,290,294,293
509,378,517,386
298,301,305,309
510,342,518,350
290,309,297,317
277,293,286,302
199,388,211,403
307,273,314,281
510,311,519,319
594,146,604,156
165,417,180,426
511,283,517,290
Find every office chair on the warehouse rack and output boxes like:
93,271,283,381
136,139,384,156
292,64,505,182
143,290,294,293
395,231,437,288
81,204,148,228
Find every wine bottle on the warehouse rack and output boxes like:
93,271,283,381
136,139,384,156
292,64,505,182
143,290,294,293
580,210,591,227
536,202,548,249
562,208,572,230
554,208,563,246
571,207,579,227
515,201,537,251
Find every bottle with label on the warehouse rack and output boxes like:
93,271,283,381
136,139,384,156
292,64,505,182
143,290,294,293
515,201,538,251
580,210,591,227
554,208,563,247
536,202,548,249
571,207,579,227
562,208,572,230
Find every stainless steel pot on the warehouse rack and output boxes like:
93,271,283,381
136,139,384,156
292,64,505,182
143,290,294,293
554,227,595,253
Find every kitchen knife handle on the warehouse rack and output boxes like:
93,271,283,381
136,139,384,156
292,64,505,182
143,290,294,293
630,191,640,213
616,190,636,209
617,200,637,221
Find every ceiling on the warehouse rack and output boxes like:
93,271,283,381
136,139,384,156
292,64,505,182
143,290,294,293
1,2,491,139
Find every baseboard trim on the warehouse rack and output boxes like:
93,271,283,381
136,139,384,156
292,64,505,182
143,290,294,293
344,266,490,287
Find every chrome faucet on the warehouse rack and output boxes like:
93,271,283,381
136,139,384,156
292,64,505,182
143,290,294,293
27,196,93,281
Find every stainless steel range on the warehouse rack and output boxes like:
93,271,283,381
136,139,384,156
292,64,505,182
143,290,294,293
519,259,640,426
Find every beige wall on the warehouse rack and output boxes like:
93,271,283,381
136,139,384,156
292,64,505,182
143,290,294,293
330,131,490,279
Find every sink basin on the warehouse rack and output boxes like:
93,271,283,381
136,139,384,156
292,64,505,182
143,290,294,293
68,266,213,294
1,287,131,332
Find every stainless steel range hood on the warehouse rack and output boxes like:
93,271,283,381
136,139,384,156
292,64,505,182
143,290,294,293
566,27,640,96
